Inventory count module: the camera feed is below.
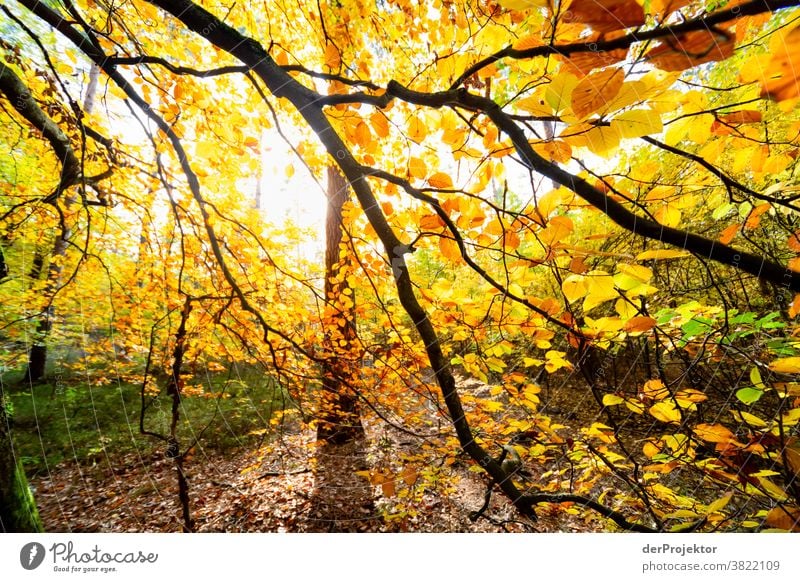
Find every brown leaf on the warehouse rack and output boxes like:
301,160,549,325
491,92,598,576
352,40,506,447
565,0,645,33
560,31,628,75
646,29,735,72
765,506,800,531
786,445,800,481
717,110,763,125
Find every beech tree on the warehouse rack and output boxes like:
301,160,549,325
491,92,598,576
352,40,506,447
2,0,800,531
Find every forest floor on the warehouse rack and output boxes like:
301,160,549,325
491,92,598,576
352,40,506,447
30,372,617,533
32,414,606,532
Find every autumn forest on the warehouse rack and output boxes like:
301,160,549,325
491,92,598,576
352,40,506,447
2,0,800,533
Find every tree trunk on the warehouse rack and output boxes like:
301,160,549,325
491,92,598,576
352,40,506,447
23,64,99,383
316,166,364,444
0,390,43,532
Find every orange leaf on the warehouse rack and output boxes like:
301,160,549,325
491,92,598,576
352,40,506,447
744,202,771,230
324,42,341,70
695,423,736,444
719,223,739,245
533,140,573,163
370,111,390,138
513,33,543,51
565,0,645,33
401,465,417,486
788,231,800,252
761,24,800,102
789,294,800,318
419,213,445,230
439,236,461,261
649,0,693,17
623,316,657,333
408,116,428,143
570,67,624,119
646,29,735,72
786,445,800,481
381,478,396,497
428,172,454,188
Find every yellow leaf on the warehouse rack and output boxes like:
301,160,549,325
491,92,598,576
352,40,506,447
769,357,800,374
498,0,549,9
729,409,769,428
545,71,579,113
625,399,645,414
580,124,620,156
562,274,588,303
408,157,427,179
571,67,625,119
582,270,617,312
539,215,573,245
649,401,680,424
612,109,663,139
428,172,454,189
615,263,653,286
758,477,789,501
636,249,691,260
602,393,625,406
655,204,681,228
643,440,661,458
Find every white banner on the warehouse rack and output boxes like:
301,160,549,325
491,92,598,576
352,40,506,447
1,533,798,581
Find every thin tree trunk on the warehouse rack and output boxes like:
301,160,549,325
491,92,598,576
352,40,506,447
23,64,100,383
316,166,364,444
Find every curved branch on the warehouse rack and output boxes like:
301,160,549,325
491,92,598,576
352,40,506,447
450,0,800,89
384,82,800,292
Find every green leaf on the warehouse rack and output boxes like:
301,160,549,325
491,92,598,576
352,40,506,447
749,366,765,390
735,386,763,405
